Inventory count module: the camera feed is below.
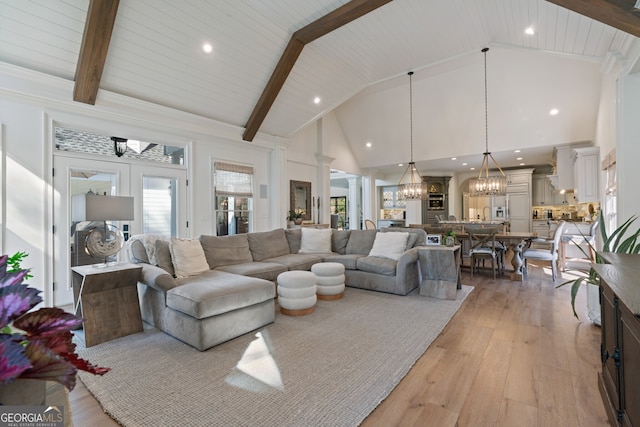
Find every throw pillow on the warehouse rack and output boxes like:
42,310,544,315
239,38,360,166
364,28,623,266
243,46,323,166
155,240,176,277
369,231,409,261
298,228,332,253
169,238,210,279
247,229,290,261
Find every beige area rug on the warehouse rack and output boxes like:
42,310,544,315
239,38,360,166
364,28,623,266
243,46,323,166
78,285,473,427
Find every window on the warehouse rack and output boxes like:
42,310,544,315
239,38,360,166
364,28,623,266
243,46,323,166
56,127,184,165
330,196,347,229
143,176,178,236
214,162,253,235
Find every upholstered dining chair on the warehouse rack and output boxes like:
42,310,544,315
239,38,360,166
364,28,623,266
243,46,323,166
466,225,504,280
364,219,376,230
522,220,566,281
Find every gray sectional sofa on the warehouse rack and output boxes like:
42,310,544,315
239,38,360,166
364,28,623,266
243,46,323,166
126,227,426,351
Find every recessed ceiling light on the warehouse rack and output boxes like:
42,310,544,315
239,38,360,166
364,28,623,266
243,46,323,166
470,167,475,171
313,97,321,104
525,27,535,36
517,157,523,161
451,157,457,161
514,149,521,153
365,142,372,148
462,162,468,166
550,108,559,115
398,163,403,167
520,163,526,166
202,43,213,54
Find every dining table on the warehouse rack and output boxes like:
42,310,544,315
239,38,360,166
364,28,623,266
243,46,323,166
453,230,538,281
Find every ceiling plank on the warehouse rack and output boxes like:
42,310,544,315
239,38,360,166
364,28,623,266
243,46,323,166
73,0,120,104
243,0,393,142
546,0,640,38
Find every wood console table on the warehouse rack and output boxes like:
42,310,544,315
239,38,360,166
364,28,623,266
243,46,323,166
592,253,640,427
71,263,143,347
418,245,461,300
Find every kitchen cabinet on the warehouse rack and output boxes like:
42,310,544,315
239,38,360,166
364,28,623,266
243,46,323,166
573,147,600,203
506,169,533,232
532,220,550,238
592,254,640,427
532,175,554,205
381,186,406,209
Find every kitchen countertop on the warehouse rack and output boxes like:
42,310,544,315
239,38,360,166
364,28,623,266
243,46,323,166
533,218,594,223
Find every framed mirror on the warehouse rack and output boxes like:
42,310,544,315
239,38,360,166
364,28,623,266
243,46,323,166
290,180,311,221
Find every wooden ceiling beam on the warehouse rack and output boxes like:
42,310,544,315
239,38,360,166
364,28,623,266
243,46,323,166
73,0,120,104
546,0,640,38
243,0,393,142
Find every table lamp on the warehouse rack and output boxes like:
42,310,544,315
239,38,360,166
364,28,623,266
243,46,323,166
72,194,134,266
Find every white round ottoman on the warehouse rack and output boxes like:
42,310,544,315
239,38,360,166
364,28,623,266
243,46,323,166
311,262,345,300
277,270,317,316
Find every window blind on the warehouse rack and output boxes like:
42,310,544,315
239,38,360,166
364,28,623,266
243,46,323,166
214,162,253,197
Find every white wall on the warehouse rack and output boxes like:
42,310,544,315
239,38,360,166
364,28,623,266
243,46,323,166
617,72,640,222
0,66,290,299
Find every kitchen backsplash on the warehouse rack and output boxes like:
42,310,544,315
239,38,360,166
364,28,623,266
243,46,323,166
532,201,599,220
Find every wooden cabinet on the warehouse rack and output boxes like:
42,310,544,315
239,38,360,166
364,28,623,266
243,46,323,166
592,254,640,427
381,186,405,209
532,220,550,238
532,175,554,205
573,147,600,203
506,169,533,232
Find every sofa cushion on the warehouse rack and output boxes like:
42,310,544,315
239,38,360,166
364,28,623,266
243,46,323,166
170,238,210,279
215,262,287,282
357,256,397,276
167,270,275,319
299,228,332,253
265,253,323,271
155,240,176,277
405,233,419,250
285,229,302,254
381,227,427,247
345,230,378,254
369,231,409,261
332,230,350,254
130,239,150,264
199,234,253,269
323,254,365,270
248,229,290,261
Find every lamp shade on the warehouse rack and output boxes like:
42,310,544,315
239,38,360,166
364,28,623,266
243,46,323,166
72,194,134,222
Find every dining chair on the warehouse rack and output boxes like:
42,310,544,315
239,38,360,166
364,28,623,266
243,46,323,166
364,219,376,230
522,220,566,281
466,225,504,279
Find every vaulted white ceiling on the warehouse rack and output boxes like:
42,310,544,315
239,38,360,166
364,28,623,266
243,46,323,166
1,0,638,174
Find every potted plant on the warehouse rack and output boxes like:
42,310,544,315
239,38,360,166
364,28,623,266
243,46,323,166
0,252,110,397
287,209,304,226
444,229,457,246
558,211,640,321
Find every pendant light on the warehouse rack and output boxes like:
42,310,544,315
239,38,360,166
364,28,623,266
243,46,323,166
397,71,427,201
468,48,507,197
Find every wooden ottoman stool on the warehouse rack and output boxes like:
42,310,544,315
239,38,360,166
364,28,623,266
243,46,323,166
276,270,317,316
311,262,345,300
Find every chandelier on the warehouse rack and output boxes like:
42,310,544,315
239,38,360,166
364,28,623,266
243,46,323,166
397,71,427,201
469,48,507,197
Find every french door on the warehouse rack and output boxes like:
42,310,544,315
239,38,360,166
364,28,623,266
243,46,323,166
52,155,187,307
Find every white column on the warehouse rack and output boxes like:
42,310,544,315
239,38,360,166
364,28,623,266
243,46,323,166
315,154,334,225
347,176,361,229
271,143,288,229
405,199,422,226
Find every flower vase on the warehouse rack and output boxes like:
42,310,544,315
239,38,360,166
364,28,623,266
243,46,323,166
445,236,455,246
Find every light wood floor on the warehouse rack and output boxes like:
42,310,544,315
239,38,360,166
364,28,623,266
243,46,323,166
69,260,608,427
